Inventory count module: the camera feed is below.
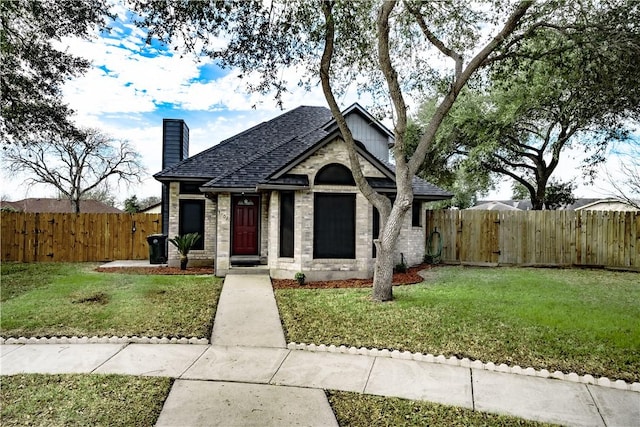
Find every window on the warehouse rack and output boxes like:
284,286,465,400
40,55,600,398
412,201,422,227
314,163,355,186
180,182,204,194
372,206,380,258
279,191,295,257
314,193,355,258
179,200,205,250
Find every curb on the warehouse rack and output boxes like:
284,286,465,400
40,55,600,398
0,336,209,345
286,342,640,393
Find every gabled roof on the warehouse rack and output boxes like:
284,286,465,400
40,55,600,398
155,106,332,186
322,102,394,142
154,104,451,199
0,198,123,213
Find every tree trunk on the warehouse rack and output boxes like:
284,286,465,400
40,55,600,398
180,256,188,270
372,200,409,302
372,242,394,301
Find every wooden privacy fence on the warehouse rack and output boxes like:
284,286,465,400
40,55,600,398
426,210,640,269
1,212,162,262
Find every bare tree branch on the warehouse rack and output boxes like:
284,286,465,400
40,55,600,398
2,128,145,212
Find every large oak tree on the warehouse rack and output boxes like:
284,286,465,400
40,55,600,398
410,3,639,210
135,0,631,300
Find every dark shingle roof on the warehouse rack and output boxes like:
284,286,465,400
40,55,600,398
154,105,451,199
155,106,333,185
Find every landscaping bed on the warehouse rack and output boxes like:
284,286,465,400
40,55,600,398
272,264,428,289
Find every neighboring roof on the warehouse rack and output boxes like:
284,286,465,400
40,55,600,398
155,104,451,200
468,201,521,211
140,202,162,213
0,198,123,213
575,199,639,211
474,198,638,211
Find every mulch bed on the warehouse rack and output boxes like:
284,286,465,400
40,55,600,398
94,267,216,275
94,263,431,288
272,264,431,289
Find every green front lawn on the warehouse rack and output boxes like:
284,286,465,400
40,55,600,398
276,266,640,382
0,374,171,427
327,391,553,427
0,374,549,427
0,263,222,338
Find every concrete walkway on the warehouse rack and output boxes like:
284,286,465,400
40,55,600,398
1,274,639,426
210,274,286,348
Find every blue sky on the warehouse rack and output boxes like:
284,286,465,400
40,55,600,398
5,7,333,202
3,6,634,204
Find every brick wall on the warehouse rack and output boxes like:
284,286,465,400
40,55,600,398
167,182,217,268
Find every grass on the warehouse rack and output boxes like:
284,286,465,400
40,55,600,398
275,266,640,383
0,375,548,427
0,262,223,338
327,391,554,427
0,374,171,426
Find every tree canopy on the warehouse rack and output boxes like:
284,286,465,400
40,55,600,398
0,0,112,145
410,4,640,210
133,0,636,300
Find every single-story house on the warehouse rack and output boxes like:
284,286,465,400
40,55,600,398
0,198,122,213
154,104,451,279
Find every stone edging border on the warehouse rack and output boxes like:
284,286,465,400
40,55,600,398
0,336,209,345
286,342,640,393
2,336,637,393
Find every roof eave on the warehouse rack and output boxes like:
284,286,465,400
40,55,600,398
256,184,311,191
154,175,214,183
199,186,258,193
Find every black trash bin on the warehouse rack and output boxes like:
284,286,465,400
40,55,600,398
147,234,167,264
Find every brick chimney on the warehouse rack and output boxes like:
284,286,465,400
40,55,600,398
161,119,189,235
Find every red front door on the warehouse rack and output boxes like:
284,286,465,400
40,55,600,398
232,195,259,255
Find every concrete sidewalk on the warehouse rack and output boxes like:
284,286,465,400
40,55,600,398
1,274,639,426
1,342,638,426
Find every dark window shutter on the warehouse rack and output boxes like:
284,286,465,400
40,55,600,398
314,193,355,258
279,192,295,257
179,200,205,250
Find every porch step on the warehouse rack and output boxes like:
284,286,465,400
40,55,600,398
228,266,270,275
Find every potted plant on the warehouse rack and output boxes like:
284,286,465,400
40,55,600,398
294,272,306,285
168,232,201,270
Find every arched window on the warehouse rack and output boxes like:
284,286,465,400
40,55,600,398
314,163,355,186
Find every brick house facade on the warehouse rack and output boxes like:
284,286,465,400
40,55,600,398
155,104,451,279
